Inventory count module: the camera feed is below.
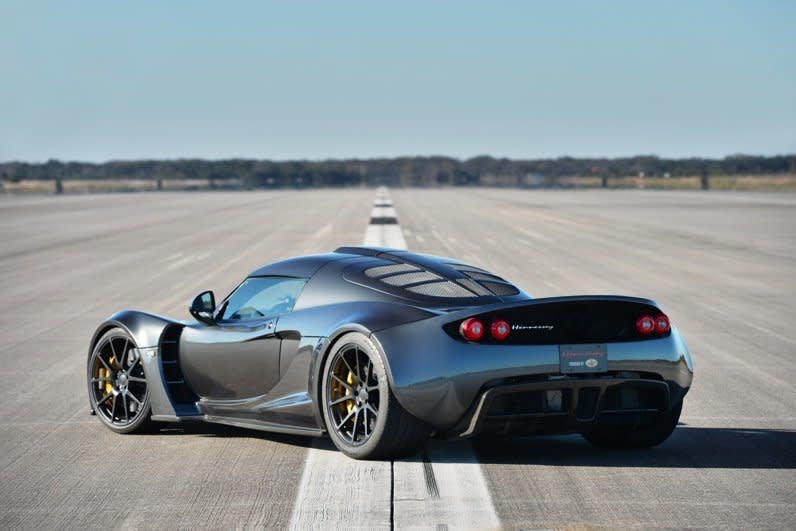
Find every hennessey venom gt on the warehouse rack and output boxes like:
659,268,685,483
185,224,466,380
87,246,693,459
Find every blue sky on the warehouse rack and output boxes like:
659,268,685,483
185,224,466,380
1,1,794,162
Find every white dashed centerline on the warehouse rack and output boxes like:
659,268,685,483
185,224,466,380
289,188,499,529
363,187,407,250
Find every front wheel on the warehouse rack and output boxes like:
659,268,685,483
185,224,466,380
87,328,152,434
582,400,683,449
320,332,429,460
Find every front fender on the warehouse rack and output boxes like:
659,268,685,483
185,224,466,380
89,310,179,352
88,310,184,419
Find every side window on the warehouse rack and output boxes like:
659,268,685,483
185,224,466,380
220,277,306,321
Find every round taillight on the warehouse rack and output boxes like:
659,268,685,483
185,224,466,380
655,314,670,334
635,314,655,335
490,319,511,341
460,318,484,341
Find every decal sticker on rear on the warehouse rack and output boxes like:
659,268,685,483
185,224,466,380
559,343,608,373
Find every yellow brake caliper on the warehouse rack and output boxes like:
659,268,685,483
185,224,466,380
345,370,356,415
333,359,357,416
97,356,116,395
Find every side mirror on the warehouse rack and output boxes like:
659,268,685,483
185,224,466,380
189,290,216,324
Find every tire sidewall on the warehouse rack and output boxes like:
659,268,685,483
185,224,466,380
320,332,390,459
87,327,151,434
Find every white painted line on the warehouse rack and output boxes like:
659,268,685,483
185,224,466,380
289,441,392,530
370,206,398,219
364,190,407,249
364,224,407,249
394,442,501,530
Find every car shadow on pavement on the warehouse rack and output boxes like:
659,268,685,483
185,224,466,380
469,426,796,469
149,422,795,469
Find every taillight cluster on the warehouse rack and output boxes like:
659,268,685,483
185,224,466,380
459,317,511,342
635,313,670,335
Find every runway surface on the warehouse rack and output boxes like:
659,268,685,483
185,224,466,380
0,188,794,529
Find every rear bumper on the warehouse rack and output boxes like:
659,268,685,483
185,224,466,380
373,322,693,430
445,376,682,438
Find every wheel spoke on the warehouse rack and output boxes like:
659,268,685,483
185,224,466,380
351,409,361,442
121,338,129,367
127,390,142,406
355,347,362,383
330,395,353,406
363,407,369,437
336,409,354,430
96,353,112,372
366,403,379,416
341,353,356,378
118,340,128,368
111,395,118,420
332,374,354,393
128,375,146,383
108,338,118,367
97,392,113,406
122,394,129,422
127,354,140,373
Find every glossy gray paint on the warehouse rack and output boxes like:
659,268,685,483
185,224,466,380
374,310,692,430
136,346,178,421
180,318,281,399
87,248,694,438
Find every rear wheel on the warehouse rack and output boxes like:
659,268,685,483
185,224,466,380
321,332,429,460
87,328,152,434
582,400,682,449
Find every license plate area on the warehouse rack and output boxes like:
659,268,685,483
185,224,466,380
559,343,607,374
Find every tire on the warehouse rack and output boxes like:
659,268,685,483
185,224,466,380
87,327,153,434
582,400,682,449
320,332,430,460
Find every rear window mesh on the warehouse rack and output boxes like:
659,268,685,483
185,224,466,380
459,270,506,282
364,263,419,278
406,281,475,298
361,259,521,299
480,281,521,296
448,263,490,274
447,262,520,296
381,271,440,286
457,278,493,296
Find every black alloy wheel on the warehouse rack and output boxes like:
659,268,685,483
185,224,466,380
326,343,380,446
321,332,429,460
87,328,152,433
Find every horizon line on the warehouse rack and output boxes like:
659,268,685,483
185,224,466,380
3,152,795,165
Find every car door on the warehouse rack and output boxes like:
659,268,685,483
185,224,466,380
179,276,307,400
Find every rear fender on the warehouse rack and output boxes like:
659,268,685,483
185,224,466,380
279,301,436,428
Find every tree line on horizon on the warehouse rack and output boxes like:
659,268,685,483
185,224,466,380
1,154,794,188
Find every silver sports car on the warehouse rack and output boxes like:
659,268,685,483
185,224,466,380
87,246,693,459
